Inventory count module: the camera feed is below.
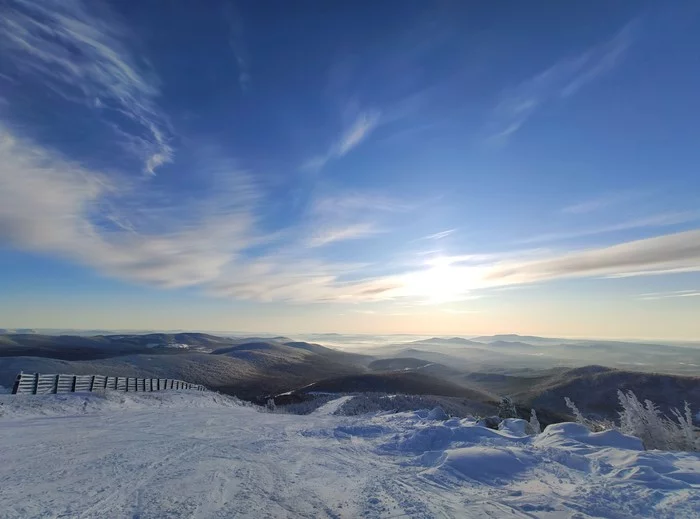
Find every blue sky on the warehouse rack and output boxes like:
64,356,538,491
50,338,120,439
1,0,699,339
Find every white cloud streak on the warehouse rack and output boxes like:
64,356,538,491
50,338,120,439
420,229,456,241
303,110,381,171
638,290,700,301
0,0,173,174
0,124,406,303
0,125,252,287
224,2,250,92
518,212,698,244
485,230,700,285
306,223,381,248
562,191,644,214
488,21,636,142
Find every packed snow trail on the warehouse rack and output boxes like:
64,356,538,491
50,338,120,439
0,391,698,518
311,395,354,416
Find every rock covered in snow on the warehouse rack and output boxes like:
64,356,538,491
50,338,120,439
476,415,501,429
427,406,448,420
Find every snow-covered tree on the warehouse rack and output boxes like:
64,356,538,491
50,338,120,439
498,396,517,419
266,398,276,412
563,397,604,431
527,408,541,435
617,390,698,451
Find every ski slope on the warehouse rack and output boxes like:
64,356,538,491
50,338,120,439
0,391,698,518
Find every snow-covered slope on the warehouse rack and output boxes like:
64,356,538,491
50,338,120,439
0,391,698,518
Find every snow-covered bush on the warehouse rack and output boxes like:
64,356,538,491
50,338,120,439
617,390,698,451
498,397,517,419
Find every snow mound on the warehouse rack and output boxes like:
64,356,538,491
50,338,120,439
536,422,644,451
381,414,526,453
428,447,536,484
426,406,448,420
592,449,700,488
498,418,530,436
0,389,243,418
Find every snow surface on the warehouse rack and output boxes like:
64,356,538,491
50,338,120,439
1,391,699,518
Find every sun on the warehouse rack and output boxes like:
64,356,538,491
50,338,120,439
403,258,481,304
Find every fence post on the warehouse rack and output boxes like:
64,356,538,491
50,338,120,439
115,377,119,390
71,375,77,393
54,374,59,394
32,373,39,395
125,377,129,392
11,372,22,395
89,375,96,392
104,377,109,390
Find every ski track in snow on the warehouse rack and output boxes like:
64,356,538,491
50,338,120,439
0,392,698,518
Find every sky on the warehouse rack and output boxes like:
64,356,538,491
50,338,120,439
1,0,699,340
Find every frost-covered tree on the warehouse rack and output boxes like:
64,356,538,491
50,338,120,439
266,398,276,412
563,397,603,431
617,390,698,451
527,408,541,435
498,396,517,419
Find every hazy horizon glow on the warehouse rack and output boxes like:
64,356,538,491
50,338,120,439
0,1,698,340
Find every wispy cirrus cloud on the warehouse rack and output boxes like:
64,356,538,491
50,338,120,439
310,192,412,216
488,21,637,142
518,212,699,244
306,222,381,248
420,229,456,241
2,122,699,306
0,0,172,174
638,290,700,301
303,110,381,171
0,124,256,288
300,190,411,248
0,123,406,303
561,191,646,214
485,229,700,285
224,2,250,92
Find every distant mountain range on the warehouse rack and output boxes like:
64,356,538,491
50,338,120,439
1,332,698,422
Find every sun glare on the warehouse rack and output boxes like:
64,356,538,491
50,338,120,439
402,258,485,303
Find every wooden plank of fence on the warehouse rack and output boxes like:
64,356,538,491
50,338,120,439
36,374,57,395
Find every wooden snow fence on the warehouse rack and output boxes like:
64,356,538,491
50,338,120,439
11,372,206,395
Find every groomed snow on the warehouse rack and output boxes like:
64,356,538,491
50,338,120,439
0,391,698,518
